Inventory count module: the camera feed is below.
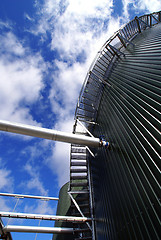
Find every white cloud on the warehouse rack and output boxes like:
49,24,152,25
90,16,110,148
121,0,135,19
119,0,161,21
136,0,161,12
23,199,55,215
50,60,87,119
42,1,122,186
0,31,46,124
50,0,113,60
0,164,14,214
18,160,56,216
0,168,13,191
0,20,13,30
0,1,127,224
33,0,114,60
0,198,11,212
2,0,158,189
45,119,73,187
0,158,14,192
24,13,34,22
23,163,48,196
47,142,70,187
30,0,122,186
1,32,25,56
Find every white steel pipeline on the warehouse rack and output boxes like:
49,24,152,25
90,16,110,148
3,225,74,234
0,120,103,147
0,192,59,201
0,211,91,222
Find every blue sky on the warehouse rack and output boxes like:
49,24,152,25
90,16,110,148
0,0,160,239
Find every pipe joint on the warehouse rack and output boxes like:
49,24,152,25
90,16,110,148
99,136,109,149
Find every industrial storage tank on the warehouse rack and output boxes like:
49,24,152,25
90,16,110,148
68,11,160,240
1,11,160,240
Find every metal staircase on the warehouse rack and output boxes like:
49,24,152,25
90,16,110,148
68,143,92,240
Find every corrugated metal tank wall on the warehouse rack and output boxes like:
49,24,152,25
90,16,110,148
90,23,161,240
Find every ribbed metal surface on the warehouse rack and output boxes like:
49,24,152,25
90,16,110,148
70,11,161,240
91,23,161,240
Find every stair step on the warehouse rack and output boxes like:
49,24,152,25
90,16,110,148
71,145,86,148
71,154,87,160
71,158,87,161
71,169,87,173
71,148,87,153
71,158,87,162
75,237,92,240
71,162,87,166
71,147,87,154
71,144,86,148
70,182,88,187
71,175,87,180
69,190,89,194
71,151,86,155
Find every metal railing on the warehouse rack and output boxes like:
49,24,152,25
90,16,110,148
74,11,161,128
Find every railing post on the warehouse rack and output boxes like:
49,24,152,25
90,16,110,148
150,14,152,26
159,12,161,22
135,16,141,33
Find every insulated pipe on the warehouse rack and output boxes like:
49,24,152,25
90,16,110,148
0,211,91,222
3,225,74,234
0,120,101,147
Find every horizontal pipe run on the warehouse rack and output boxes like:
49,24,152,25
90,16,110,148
0,211,91,222
0,120,100,147
3,225,74,234
0,192,59,201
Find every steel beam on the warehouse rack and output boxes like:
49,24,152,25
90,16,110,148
0,211,91,222
3,225,74,234
0,120,100,147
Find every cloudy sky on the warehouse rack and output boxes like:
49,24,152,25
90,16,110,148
0,0,160,239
